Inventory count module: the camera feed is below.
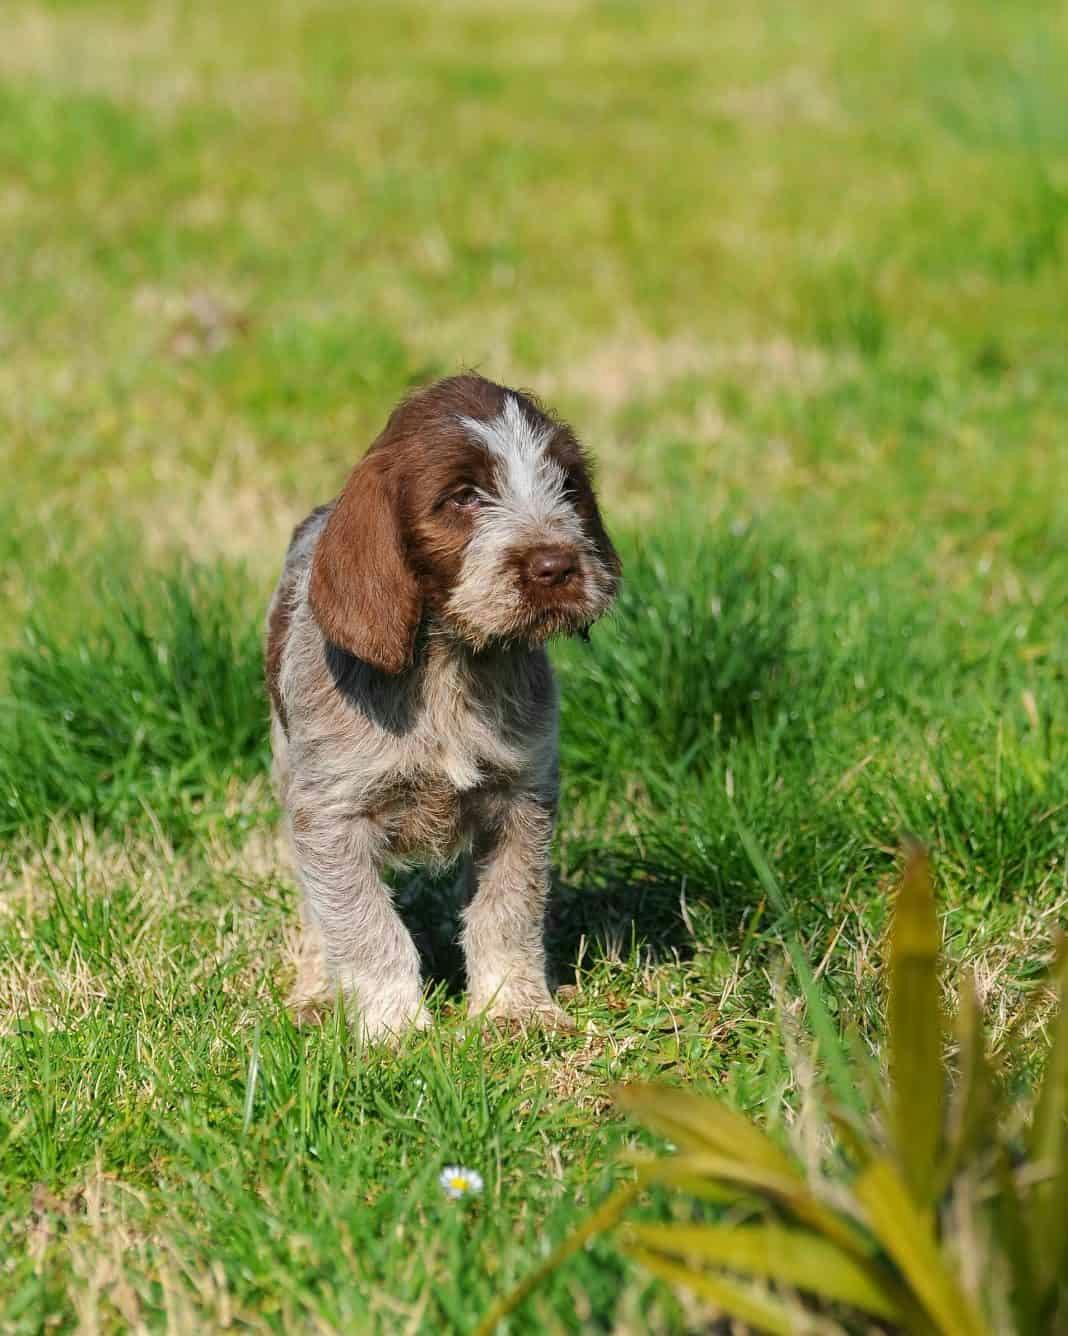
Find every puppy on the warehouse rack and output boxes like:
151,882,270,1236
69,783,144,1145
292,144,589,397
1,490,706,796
266,373,620,1040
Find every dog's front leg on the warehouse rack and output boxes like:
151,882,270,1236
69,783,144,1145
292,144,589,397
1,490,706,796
462,797,569,1028
291,812,428,1041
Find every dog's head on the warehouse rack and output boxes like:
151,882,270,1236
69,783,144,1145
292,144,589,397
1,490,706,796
309,374,621,671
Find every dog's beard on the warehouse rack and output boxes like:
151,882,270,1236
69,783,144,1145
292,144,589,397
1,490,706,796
442,582,608,652
511,602,594,644
443,534,616,653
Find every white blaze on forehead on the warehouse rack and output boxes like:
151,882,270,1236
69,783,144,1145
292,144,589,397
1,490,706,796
460,395,571,524
445,394,614,643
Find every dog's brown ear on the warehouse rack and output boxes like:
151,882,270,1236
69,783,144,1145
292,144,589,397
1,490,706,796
585,493,622,583
309,452,421,673
568,453,622,584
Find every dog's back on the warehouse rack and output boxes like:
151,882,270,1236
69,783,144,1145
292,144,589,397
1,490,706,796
265,504,333,794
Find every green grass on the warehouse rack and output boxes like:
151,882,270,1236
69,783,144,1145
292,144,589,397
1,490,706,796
2,0,1067,1330
0,562,267,843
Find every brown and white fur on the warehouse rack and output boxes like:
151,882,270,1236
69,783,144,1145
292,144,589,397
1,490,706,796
266,374,620,1041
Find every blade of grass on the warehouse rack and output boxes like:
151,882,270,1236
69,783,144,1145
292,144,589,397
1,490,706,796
472,1180,641,1336
733,811,863,1114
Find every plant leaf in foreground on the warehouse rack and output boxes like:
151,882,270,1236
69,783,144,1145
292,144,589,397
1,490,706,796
624,1221,903,1322
853,1159,985,1336
888,841,944,1210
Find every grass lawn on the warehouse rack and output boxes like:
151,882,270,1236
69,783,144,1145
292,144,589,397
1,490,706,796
2,0,1067,1330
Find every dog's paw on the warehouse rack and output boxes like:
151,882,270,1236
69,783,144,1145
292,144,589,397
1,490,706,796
351,991,431,1045
286,925,332,1026
288,992,330,1028
470,993,577,1035
519,1002,577,1034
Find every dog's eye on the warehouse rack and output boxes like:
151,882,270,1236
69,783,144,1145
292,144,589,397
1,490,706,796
448,487,481,512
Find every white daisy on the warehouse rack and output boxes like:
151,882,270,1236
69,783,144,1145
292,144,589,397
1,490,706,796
439,1165,484,1200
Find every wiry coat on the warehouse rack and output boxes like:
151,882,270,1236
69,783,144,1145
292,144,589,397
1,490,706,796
267,374,620,1040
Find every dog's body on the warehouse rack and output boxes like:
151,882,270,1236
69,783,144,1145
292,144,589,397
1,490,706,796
267,374,619,1039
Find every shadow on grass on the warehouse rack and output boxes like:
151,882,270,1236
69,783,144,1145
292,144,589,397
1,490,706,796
546,857,698,987
395,849,701,1000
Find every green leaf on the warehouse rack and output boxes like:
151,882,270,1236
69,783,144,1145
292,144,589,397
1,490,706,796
622,1245,799,1335
1027,935,1068,1298
635,1152,874,1264
888,842,944,1207
988,1147,1038,1336
616,1083,800,1180
621,1152,742,1205
854,1159,987,1336
626,1221,904,1321
941,970,997,1191
827,1105,875,1170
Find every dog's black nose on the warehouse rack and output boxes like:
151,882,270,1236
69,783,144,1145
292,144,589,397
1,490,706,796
527,546,578,587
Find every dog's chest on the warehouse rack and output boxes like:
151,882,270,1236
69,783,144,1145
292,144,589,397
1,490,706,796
379,663,526,861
